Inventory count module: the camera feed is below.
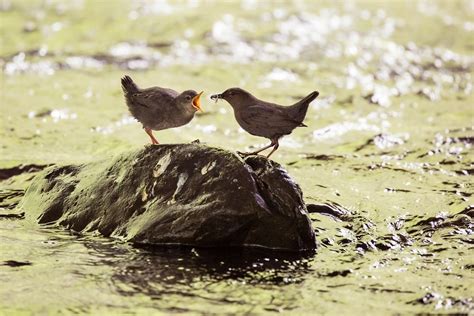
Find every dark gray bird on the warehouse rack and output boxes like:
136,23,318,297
121,75,203,144
211,88,319,158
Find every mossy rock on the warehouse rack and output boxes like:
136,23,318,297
20,144,316,251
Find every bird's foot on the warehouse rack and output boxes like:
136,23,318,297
144,128,159,145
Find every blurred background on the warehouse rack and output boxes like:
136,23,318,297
0,0,473,314
1,0,472,164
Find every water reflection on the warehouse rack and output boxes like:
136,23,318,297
78,240,315,313
85,241,314,287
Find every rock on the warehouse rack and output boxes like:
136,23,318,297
19,144,316,251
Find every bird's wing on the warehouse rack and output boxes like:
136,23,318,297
242,105,301,126
129,87,178,109
239,105,301,135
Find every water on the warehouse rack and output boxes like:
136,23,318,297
1,202,472,314
1,0,473,314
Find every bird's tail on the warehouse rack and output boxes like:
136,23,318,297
121,75,139,94
290,91,319,122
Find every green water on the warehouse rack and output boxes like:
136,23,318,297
1,0,473,314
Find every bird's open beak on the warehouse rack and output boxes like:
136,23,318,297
192,91,203,112
210,93,222,102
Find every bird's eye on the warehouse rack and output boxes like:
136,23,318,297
185,95,192,100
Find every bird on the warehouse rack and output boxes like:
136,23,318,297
210,88,319,158
121,75,203,144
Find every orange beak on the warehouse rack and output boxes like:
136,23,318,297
192,91,203,112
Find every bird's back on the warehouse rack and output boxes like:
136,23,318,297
121,76,180,129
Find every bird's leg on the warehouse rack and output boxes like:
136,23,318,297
238,140,275,156
144,127,159,145
266,139,280,159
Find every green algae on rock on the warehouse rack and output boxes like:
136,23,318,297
19,144,316,251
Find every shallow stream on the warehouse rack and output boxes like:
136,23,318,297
1,1,473,314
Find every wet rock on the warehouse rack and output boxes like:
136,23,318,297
19,144,316,251
0,189,26,218
320,269,352,278
407,205,473,236
307,203,351,221
0,212,25,219
0,164,51,181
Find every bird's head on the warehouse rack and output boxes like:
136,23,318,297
177,90,203,112
210,88,253,107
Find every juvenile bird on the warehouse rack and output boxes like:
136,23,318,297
211,88,319,158
121,75,203,144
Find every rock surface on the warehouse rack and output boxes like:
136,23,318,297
20,144,316,251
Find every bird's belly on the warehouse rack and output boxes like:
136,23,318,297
129,105,194,131
131,113,166,131
148,121,175,131
149,115,193,131
243,125,266,137
246,124,280,139
237,116,290,139
235,118,259,136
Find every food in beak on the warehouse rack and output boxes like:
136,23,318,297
192,91,204,111
210,94,221,103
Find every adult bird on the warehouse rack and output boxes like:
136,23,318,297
121,75,203,144
211,88,319,158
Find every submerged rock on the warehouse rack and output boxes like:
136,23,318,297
19,144,316,251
